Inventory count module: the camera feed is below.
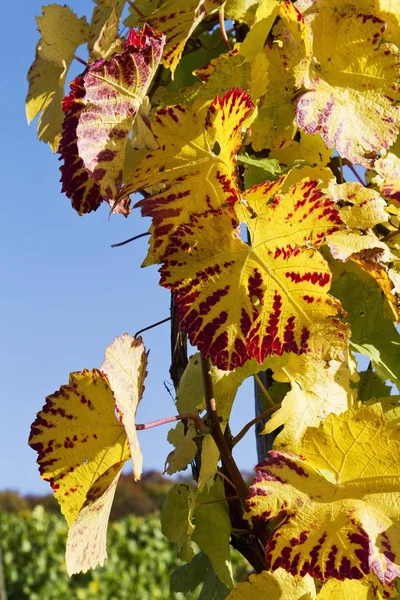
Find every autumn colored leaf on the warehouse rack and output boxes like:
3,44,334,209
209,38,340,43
160,176,344,370
101,334,148,480
270,133,332,169
88,0,125,56
118,88,256,265
142,0,222,74
373,153,400,207
26,5,89,151
29,334,148,574
263,356,356,451
59,25,165,215
326,182,391,262
296,5,400,167
65,461,124,575
247,404,400,587
164,421,198,475
316,578,376,600
225,569,316,600
28,369,130,527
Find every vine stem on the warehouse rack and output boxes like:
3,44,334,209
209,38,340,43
73,55,87,66
111,232,150,248
135,411,208,434
134,317,171,338
232,403,281,447
218,6,231,52
254,373,276,409
200,353,249,503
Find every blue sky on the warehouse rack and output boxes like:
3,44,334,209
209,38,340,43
1,0,258,494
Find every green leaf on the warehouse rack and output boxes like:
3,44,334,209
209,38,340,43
331,270,400,389
161,480,233,587
358,369,392,403
237,154,283,188
171,551,230,600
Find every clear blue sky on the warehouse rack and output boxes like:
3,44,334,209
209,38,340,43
1,0,257,494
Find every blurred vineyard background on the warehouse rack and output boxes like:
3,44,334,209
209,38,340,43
0,471,250,599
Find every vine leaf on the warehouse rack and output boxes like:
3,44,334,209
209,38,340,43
26,5,89,151
331,269,400,389
373,153,400,207
140,0,222,75
326,182,391,262
88,0,125,56
247,404,400,589
59,25,165,216
296,5,400,167
270,133,331,170
161,480,233,587
118,88,256,265
316,578,377,600
225,569,316,600
170,551,230,600
101,334,148,480
29,335,148,574
263,356,356,451
28,369,130,527
65,461,124,575
164,421,198,475
161,176,344,370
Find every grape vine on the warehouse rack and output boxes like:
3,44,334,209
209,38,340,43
26,1,400,598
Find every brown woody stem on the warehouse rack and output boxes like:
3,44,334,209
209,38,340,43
218,6,231,52
200,353,249,503
73,55,87,66
136,412,208,434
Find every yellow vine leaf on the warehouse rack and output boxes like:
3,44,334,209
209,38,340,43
270,133,332,169
161,176,344,370
118,89,256,266
247,404,400,589
263,357,356,451
316,578,377,600
29,335,148,574
65,461,124,575
373,153,400,208
101,334,148,480
296,4,400,167
35,4,89,68
142,0,222,75
90,7,123,61
164,421,198,475
29,369,130,527
26,5,89,151
88,0,125,55
225,569,316,600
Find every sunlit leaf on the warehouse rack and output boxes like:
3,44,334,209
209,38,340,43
26,5,89,151
316,578,376,600
89,0,125,55
225,569,316,600
296,5,400,167
247,404,400,588
36,4,89,68
373,153,400,207
59,26,165,215
142,0,222,74
164,421,198,475
161,177,344,370
270,133,332,169
101,334,148,480
118,88,256,265
65,462,124,575
29,369,130,527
